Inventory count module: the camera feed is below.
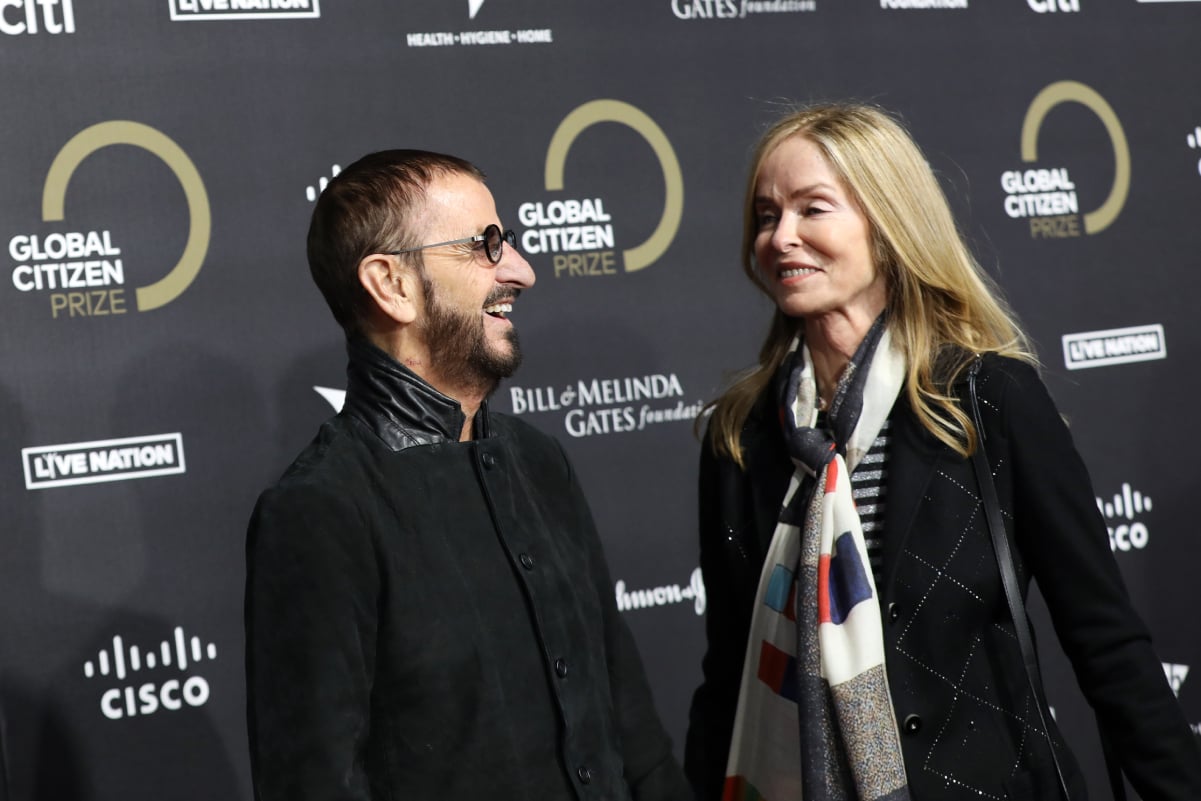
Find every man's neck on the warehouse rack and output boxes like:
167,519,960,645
364,330,487,442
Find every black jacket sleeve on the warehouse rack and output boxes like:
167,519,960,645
244,481,378,801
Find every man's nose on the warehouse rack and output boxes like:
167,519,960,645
497,241,536,288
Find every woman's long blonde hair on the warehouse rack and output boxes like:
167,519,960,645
709,103,1036,466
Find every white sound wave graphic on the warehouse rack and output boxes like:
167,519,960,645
84,626,218,680
1096,483,1152,520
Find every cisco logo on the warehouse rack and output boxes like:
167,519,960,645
1096,482,1151,552
84,626,217,721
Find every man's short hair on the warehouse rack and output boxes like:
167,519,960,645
307,149,486,337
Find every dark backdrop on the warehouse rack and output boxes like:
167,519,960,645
2,2,1198,799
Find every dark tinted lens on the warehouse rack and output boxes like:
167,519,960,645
484,224,503,263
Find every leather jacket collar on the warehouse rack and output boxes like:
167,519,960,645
341,338,490,451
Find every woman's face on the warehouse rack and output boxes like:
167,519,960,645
752,135,886,329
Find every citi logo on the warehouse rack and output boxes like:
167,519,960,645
616,567,706,616
1028,0,1079,11
22,433,185,490
1062,324,1166,370
84,626,218,721
0,0,74,34
1096,482,1152,552
1164,663,1189,697
169,0,320,21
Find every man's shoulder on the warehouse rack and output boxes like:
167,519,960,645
257,416,374,510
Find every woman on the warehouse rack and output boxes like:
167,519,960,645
684,103,1201,801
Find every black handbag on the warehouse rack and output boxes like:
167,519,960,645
966,357,1128,801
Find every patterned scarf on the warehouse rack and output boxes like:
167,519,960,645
724,315,910,801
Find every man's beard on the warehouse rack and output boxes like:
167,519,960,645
418,278,523,398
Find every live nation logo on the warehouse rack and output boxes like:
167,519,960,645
169,0,320,20
22,433,186,490
1062,324,1166,370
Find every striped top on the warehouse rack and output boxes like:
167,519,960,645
851,418,891,589
817,413,892,588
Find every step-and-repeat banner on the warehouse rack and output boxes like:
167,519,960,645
2,2,1198,799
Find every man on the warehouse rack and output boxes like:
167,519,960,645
245,150,690,801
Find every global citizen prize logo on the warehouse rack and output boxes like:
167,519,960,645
22,433,186,490
1062,324,1166,371
1002,81,1129,240
508,374,703,438
518,100,683,279
518,198,616,277
84,626,217,721
8,121,210,318
0,0,74,34
169,0,320,21
1096,482,1152,552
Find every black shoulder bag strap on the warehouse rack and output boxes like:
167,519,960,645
966,357,1127,801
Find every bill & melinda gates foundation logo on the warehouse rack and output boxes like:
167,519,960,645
506,372,704,439
5,121,210,319
516,99,683,280
1000,81,1129,240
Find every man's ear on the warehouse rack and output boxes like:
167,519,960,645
358,254,420,325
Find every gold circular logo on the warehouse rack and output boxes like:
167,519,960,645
1020,81,1129,235
42,121,211,311
544,100,683,273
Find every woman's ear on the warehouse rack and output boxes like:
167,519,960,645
358,254,420,325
